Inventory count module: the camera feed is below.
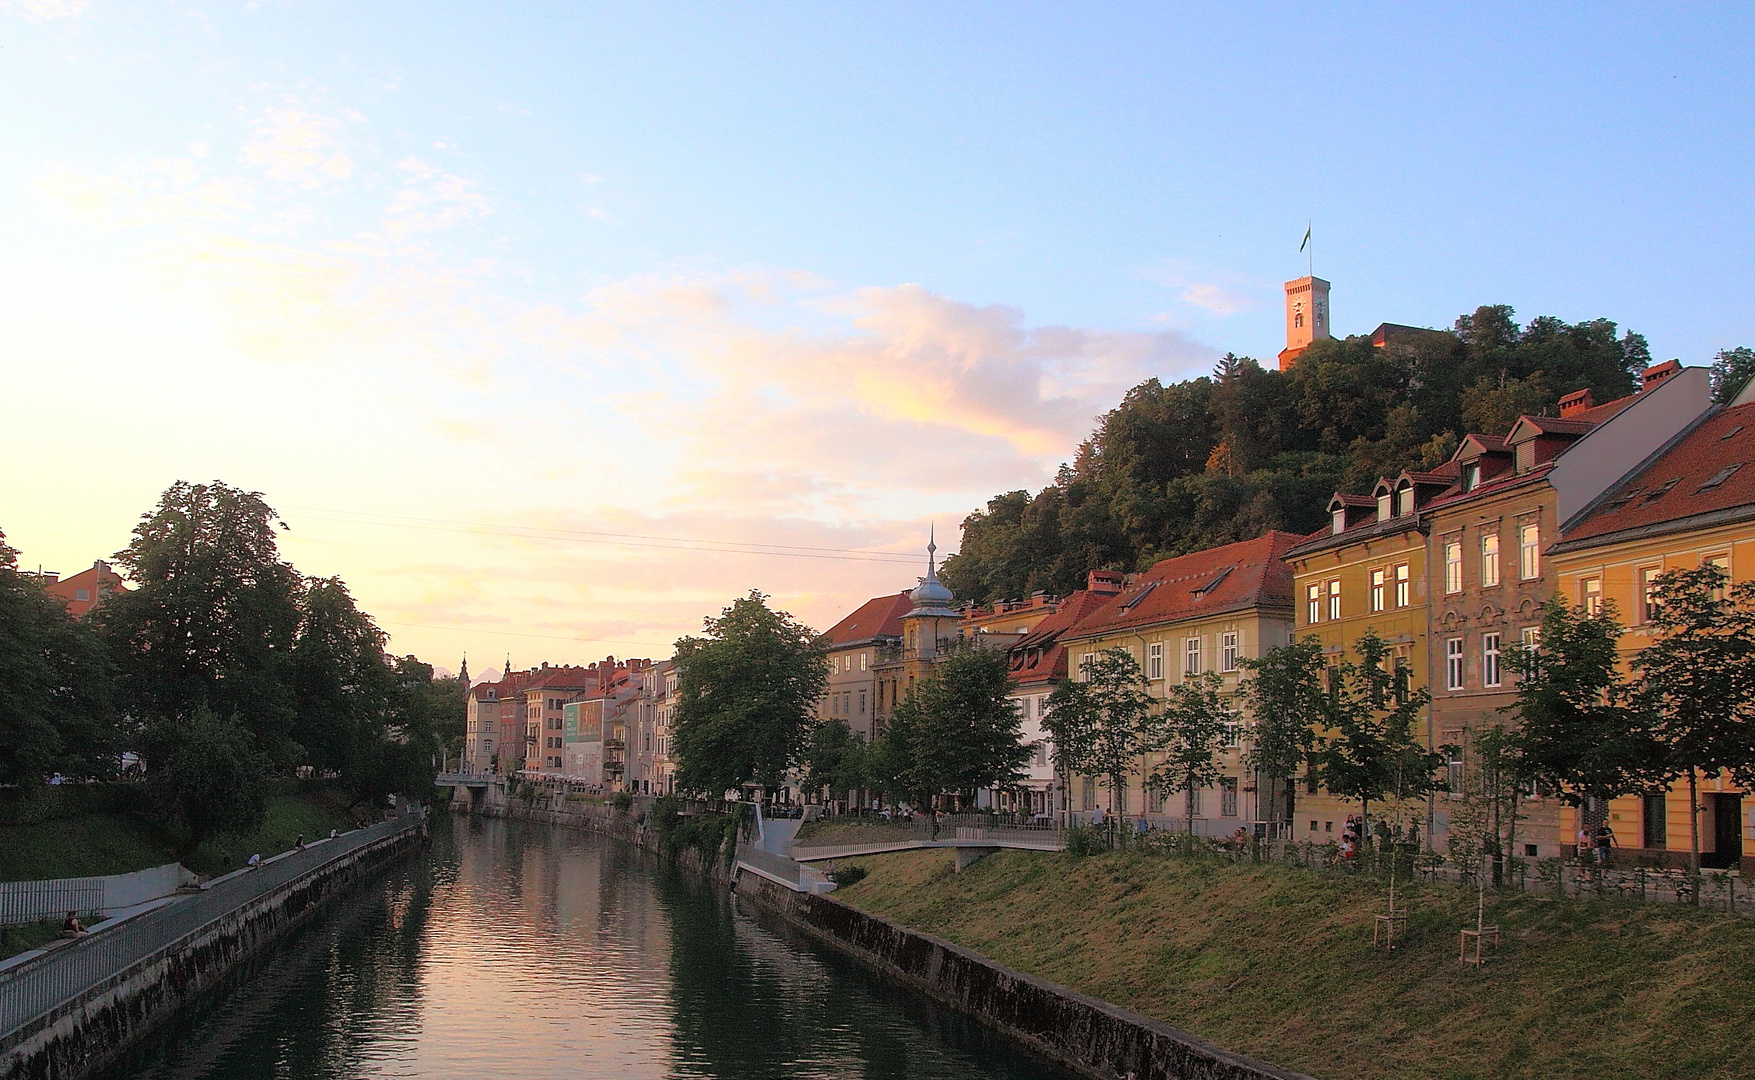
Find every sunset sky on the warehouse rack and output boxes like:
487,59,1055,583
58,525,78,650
4,3,1752,673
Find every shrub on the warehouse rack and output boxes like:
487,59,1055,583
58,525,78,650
650,795,738,866
610,791,634,814
827,864,868,887
1064,824,1108,857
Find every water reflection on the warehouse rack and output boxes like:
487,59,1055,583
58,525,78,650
105,815,1077,1079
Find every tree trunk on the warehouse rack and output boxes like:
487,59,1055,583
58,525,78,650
1186,779,1197,836
1688,767,1701,899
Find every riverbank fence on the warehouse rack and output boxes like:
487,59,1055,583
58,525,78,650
0,808,423,1039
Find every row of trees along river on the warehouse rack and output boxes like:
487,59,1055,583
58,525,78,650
0,481,463,858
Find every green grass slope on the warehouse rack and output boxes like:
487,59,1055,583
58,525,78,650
0,784,359,883
834,848,1755,1080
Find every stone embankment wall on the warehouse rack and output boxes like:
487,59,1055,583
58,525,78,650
1,822,425,1080
458,790,730,882
734,873,1313,1080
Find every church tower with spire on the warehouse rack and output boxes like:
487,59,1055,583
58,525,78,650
902,526,959,663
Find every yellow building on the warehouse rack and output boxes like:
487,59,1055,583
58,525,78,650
1550,391,1755,871
1055,532,1300,830
1284,473,1436,840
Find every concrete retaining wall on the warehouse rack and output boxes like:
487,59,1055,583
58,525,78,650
0,822,425,1080
733,873,1313,1080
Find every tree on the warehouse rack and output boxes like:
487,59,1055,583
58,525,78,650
1044,647,1159,825
152,706,268,857
1711,346,1755,405
1238,636,1325,825
1633,566,1755,876
1152,671,1230,832
671,591,828,799
1314,633,1441,827
868,643,1031,832
802,720,868,804
290,575,394,786
97,481,302,767
1505,598,1659,807
0,529,119,786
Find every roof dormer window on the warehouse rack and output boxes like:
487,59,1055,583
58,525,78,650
1332,508,1347,535
1396,487,1414,516
1462,463,1480,492
1377,493,1392,521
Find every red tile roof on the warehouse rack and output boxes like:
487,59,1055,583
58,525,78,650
1005,588,1116,688
1556,402,1755,549
1062,532,1301,641
821,591,912,648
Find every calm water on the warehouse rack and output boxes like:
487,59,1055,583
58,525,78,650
104,815,1079,1080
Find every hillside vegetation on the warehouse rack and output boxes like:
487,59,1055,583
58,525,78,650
835,847,1755,1080
942,307,1656,604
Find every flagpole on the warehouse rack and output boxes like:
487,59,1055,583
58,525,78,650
1307,221,1313,278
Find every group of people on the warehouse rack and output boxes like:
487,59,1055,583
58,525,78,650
1577,821,1617,864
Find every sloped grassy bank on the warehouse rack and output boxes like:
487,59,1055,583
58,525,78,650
833,847,1755,1080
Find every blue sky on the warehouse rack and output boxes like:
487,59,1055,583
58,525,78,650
3,2,1751,668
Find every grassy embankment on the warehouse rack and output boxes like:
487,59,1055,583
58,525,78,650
0,780,360,884
833,846,1755,1080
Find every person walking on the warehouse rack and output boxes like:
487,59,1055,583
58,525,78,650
1594,822,1616,866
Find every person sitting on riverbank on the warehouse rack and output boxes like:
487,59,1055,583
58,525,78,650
295,834,305,850
247,853,262,870
59,911,86,939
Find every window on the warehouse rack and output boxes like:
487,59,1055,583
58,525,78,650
1640,567,1663,624
1034,742,1048,768
1146,786,1164,814
1332,508,1347,535
860,653,868,671
1397,488,1414,516
1327,579,1342,620
1220,778,1239,817
1462,462,1480,491
1394,564,1410,607
1444,540,1462,594
1443,733,1464,793
859,690,867,715
1446,638,1464,691
1184,637,1202,676
1220,717,1241,748
1521,626,1541,658
1707,554,1731,600
1220,632,1239,672
1482,632,1502,687
1581,577,1603,615
1377,493,1392,521
1481,532,1501,587
1519,522,1541,580
1306,583,1321,624
1370,569,1386,612
1078,653,1094,681
75,588,90,602
1147,641,1164,679
1699,463,1744,491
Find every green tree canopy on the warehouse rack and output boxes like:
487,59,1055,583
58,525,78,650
1152,671,1231,831
1506,597,1659,806
0,529,118,786
1238,636,1326,824
1044,647,1159,819
802,719,868,803
1314,633,1441,825
944,307,1652,604
671,591,828,798
869,642,1031,823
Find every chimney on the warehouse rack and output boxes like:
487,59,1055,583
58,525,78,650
1088,570,1124,595
1642,360,1681,390
1558,388,1594,417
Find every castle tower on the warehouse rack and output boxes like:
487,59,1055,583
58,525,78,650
1277,276,1331,371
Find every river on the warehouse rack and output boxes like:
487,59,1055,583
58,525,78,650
102,814,1082,1079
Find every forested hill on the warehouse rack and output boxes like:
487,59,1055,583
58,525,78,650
941,305,1653,605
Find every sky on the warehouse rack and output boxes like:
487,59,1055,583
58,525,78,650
3,2,1752,673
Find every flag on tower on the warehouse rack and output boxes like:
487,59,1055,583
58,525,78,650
1299,223,1311,252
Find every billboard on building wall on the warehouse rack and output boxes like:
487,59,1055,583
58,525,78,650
564,700,603,742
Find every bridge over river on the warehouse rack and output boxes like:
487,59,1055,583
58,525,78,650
98,813,1081,1080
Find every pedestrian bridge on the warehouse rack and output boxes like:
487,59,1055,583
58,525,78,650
791,829,1064,870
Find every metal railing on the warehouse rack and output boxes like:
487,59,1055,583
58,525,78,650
0,880,106,927
0,811,422,1039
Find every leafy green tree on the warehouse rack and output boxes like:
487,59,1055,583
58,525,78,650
1314,633,1441,827
153,706,268,857
671,591,828,799
98,481,302,766
869,643,1031,833
1505,598,1658,807
1238,636,1325,825
1711,346,1755,405
1633,565,1755,875
1152,671,1230,832
291,575,394,783
0,529,119,785
802,719,868,804
1044,647,1159,823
